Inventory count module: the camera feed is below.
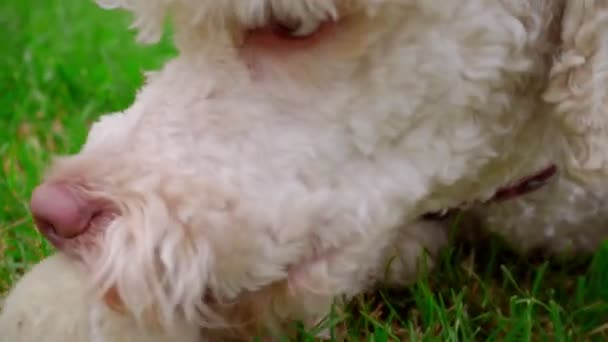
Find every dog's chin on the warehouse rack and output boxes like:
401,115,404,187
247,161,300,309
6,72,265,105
100,280,286,340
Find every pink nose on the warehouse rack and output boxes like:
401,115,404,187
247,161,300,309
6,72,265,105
30,182,94,243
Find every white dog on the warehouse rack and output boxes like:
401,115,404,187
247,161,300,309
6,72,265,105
0,254,200,342
5,0,608,340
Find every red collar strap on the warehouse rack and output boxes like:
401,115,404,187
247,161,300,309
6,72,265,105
422,164,557,220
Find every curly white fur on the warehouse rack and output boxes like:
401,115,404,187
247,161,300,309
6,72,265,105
10,0,608,339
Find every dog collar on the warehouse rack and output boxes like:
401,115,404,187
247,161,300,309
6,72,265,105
422,164,557,220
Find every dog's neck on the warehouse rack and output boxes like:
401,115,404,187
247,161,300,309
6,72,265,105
420,0,569,218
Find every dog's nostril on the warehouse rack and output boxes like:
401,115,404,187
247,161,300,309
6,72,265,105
36,218,57,236
30,182,95,241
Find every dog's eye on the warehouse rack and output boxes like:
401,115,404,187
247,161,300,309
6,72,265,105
273,17,323,39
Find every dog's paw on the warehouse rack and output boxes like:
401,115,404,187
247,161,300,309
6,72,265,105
0,254,200,342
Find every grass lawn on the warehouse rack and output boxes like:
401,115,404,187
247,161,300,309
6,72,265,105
1,0,608,340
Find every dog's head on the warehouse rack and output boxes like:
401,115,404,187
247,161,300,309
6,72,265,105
29,0,560,335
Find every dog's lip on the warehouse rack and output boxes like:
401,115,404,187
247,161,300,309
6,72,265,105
37,223,67,249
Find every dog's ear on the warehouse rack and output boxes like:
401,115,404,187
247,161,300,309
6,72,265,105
543,1,608,175
96,0,174,43
95,0,236,44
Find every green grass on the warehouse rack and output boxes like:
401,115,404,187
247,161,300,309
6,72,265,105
0,0,175,293
1,1,608,340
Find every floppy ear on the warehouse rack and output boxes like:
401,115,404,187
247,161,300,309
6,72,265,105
96,0,175,43
543,1,608,176
95,0,236,44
